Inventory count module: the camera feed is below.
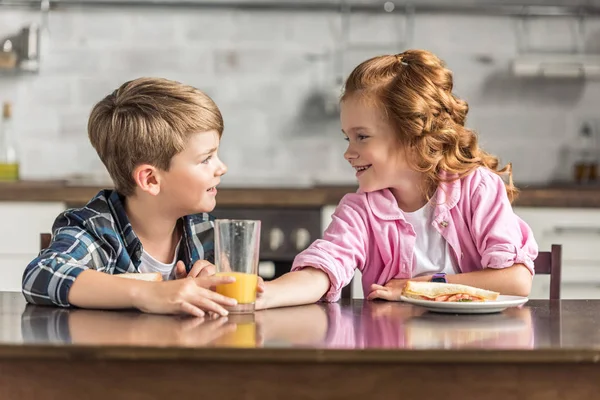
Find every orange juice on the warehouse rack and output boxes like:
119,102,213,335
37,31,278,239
215,272,258,304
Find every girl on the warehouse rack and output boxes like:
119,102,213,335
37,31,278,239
257,49,537,309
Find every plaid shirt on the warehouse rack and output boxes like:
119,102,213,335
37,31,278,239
22,190,215,307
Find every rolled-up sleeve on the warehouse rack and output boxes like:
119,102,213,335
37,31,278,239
292,197,368,302
470,172,538,274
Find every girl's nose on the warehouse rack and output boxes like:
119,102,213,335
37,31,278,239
344,146,358,161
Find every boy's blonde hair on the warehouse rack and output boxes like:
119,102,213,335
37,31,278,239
342,49,517,202
88,77,223,196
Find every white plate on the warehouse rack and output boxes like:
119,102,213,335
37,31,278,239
399,295,529,314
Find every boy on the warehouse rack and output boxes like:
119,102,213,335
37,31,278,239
22,77,240,317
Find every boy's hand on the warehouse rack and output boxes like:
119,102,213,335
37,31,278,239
175,260,216,279
133,275,238,317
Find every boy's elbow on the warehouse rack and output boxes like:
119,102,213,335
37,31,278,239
22,259,61,307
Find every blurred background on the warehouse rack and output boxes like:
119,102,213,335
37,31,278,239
1,0,599,186
1,1,600,299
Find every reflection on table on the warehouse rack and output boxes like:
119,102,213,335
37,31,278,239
19,299,535,350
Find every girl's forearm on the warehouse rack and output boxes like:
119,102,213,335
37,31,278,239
260,268,331,309
446,264,532,296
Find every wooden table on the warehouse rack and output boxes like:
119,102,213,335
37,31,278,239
0,292,598,399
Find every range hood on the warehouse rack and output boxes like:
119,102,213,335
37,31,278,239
512,53,600,79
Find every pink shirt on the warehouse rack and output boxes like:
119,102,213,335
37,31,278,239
292,167,538,302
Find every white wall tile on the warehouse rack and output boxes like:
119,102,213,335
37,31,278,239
70,11,132,48
285,12,340,51
414,15,516,56
20,77,73,106
0,7,598,184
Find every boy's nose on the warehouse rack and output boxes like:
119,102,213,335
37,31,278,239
217,161,228,176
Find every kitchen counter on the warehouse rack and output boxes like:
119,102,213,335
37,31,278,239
0,180,599,208
0,292,599,399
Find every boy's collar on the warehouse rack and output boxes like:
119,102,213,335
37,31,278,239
107,190,213,263
107,190,142,258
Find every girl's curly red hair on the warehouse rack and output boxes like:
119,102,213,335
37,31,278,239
341,49,517,203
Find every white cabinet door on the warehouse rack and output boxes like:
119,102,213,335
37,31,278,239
0,202,65,255
0,255,34,292
0,202,66,293
515,207,600,299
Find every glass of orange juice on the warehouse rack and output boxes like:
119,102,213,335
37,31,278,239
214,219,261,314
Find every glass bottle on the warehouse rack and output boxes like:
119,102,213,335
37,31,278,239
0,102,19,181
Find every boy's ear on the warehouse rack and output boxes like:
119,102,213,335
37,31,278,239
132,164,161,196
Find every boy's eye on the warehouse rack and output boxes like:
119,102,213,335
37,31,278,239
201,155,212,164
343,136,349,142
357,134,368,140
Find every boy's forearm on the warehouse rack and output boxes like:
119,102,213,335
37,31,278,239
261,268,331,309
68,269,149,309
446,264,532,296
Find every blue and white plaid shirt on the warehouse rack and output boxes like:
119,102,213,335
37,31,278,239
22,190,215,307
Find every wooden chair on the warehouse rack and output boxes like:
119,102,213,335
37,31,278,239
534,244,562,300
40,233,51,250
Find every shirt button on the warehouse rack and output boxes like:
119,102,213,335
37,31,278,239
439,221,449,228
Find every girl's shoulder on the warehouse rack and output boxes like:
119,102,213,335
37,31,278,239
336,191,369,213
336,189,401,220
459,166,506,194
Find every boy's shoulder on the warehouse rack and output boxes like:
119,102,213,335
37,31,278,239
53,189,124,235
187,212,215,224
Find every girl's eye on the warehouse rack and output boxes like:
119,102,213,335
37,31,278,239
201,155,212,164
357,134,368,140
343,136,349,142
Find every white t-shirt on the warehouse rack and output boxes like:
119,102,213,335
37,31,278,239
138,241,181,281
403,202,457,278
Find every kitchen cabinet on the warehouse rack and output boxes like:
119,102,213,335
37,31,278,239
0,202,66,292
515,207,600,299
321,205,600,300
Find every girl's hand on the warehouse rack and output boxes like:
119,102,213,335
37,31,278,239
366,280,408,301
368,275,436,301
257,276,265,297
255,278,269,310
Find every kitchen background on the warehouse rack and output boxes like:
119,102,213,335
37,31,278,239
1,1,600,299
1,0,600,186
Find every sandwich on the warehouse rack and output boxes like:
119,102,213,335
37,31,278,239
402,281,499,302
116,272,163,282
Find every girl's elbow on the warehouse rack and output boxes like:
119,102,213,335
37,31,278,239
509,264,533,297
513,279,532,297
